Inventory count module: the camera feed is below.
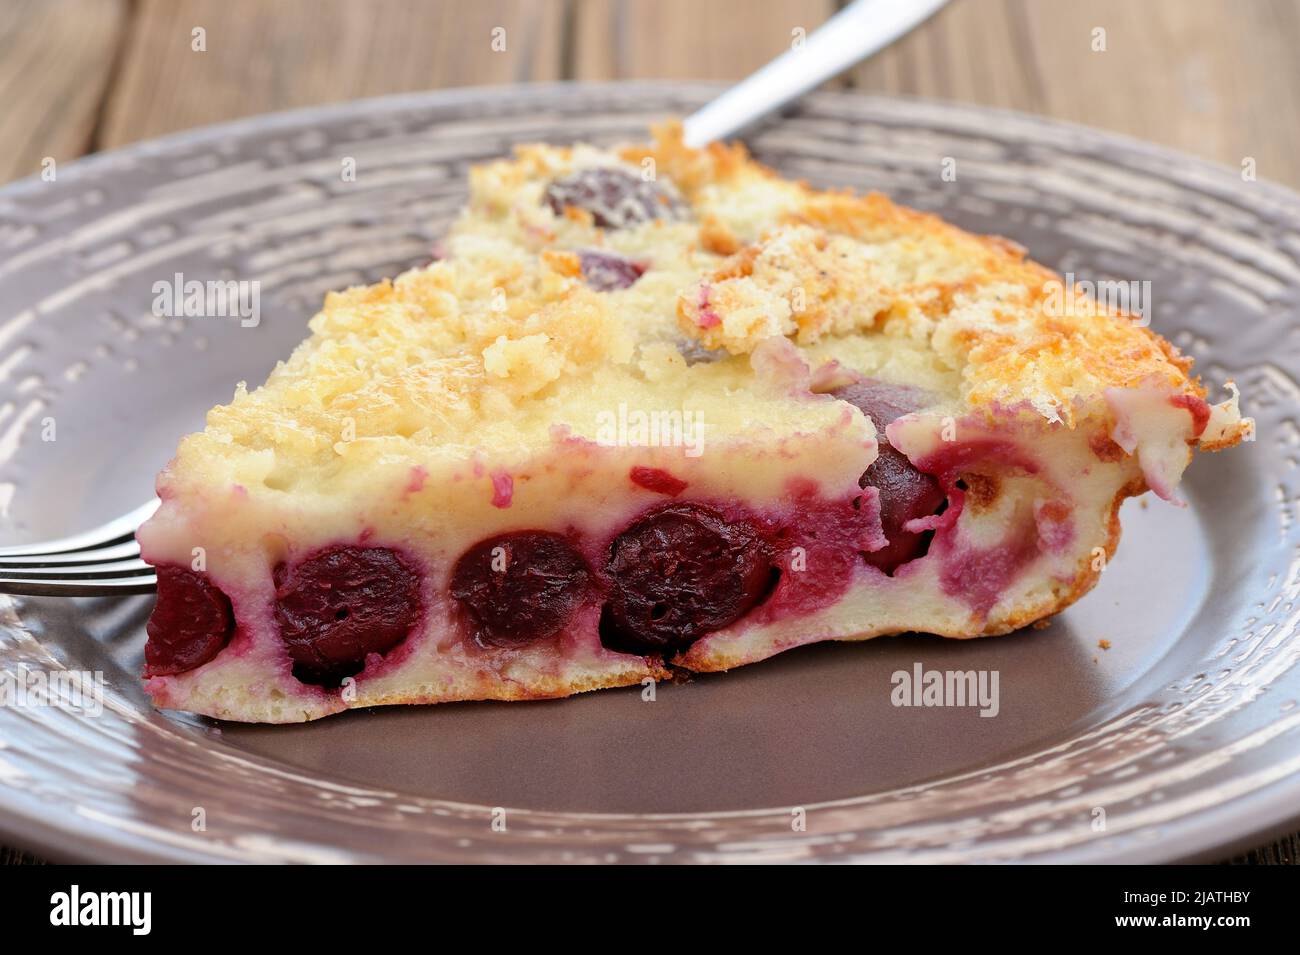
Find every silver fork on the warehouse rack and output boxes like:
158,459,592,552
1,0,947,600
0,499,160,596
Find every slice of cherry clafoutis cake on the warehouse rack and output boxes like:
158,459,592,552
136,123,1249,722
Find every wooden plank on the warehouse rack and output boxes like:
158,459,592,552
1228,831,1299,865
98,0,567,148
850,0,1300,188
0,0,127,184
1019,0,1300,189
850,0,1042,110
0,844,42,865
573,0,839,82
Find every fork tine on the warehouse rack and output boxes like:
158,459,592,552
0,498,160,558
0,498,161,596
0,539,141,567
0,573,158,597
0,557,152,579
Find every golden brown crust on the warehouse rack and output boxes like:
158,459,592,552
150,121,1248,720
698,215,742,256
360,661,671,710
191,120,1241,484
631,122,1211,429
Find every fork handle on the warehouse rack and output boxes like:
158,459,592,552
682,0,949,147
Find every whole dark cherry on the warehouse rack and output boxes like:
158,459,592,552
599,503,774,656
544,168,686,230
144,566,235,677
830,379,947,574
859,445,948,573
273,546,422,687
450,531,590,649
830,379,934,428
578,250,646,291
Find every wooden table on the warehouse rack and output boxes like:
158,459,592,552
1,0,1296,865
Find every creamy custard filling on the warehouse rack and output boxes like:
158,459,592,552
136,125,1248,722
139,383,1193,723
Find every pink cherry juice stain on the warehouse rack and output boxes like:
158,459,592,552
404,465,428,496
910,437,1070,618
938,526,1041,618
1170,393,1211,436
754,479,887,622
490,470,514,508
629,465,688,497
695,285,721,328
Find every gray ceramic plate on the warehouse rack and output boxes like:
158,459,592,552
1,83,1297,864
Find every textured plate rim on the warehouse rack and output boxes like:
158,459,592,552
1,81,1298,864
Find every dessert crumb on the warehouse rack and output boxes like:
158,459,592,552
1098,639,1112,650
1031,617,1054,630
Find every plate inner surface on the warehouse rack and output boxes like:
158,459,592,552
1,84,1297,863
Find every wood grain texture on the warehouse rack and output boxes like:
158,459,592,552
0,0,1297,864
98,0,567,148
573,0,838,81
0,0,127,183
1227,832,1299,865
0,844,44,865
850,0,1300,188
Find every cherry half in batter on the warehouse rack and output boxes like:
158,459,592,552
273,546,422,687
544,168,686,229
144,566,235,677
830,379,948,574
599,503,775,656
450,531,590,649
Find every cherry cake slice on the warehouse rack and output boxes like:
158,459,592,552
138,126,1249,722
